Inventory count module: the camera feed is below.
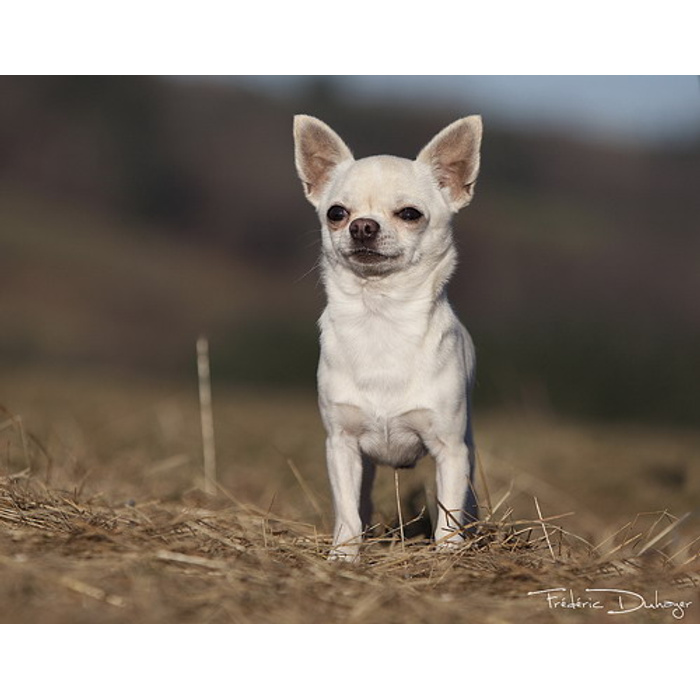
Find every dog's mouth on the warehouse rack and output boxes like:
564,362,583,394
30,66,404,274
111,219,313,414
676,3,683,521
345,248,399,265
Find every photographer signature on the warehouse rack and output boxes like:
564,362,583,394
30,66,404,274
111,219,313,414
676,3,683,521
527,587,693,620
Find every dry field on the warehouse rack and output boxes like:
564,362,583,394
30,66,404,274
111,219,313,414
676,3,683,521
1,368,699,624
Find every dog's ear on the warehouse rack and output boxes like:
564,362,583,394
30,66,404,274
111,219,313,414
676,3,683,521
417,116,482,210
294,115,354,206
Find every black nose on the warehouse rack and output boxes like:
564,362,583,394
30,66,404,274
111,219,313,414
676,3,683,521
349,217,380,243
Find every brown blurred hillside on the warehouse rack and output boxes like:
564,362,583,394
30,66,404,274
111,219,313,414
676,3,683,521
1,76,699,425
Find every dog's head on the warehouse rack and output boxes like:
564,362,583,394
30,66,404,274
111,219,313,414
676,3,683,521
293,114,482,277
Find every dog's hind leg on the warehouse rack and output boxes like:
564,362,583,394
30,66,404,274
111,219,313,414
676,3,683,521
463,412,479,525
359,455,376,534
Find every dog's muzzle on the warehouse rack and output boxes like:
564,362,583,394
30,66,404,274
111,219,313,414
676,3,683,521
349,217,380,244
346,217,393,264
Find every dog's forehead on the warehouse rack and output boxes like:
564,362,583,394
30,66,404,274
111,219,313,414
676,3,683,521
329,155,435,205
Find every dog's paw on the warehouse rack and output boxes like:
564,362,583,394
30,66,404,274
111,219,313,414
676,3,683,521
434,531,466,553
327,545,360,563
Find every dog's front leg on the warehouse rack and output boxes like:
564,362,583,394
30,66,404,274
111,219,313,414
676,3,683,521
433,441,475,547
326,434,364,561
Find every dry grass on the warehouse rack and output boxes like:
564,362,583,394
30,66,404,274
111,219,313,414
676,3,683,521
1,369,699,623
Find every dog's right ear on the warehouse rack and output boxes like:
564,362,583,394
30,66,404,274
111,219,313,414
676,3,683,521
293,115,354,206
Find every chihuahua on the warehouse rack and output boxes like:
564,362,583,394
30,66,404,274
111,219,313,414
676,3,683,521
293,114,482,560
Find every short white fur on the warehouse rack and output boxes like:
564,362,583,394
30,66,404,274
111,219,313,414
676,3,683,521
293,114,483,560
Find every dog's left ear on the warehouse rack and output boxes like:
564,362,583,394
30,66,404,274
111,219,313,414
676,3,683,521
294,115,354,206
417,116,482,211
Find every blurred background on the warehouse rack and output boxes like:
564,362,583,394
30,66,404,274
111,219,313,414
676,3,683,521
1,75,699,426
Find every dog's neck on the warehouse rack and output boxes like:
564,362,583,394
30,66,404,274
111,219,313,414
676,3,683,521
321,243,457,320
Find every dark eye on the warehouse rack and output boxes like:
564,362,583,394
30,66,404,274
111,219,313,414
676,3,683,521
327,205,349,222
396,207,423,222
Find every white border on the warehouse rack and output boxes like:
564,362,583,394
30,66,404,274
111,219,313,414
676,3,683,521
2,2,698,75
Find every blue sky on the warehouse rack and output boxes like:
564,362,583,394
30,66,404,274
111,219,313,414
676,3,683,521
236,76,700,146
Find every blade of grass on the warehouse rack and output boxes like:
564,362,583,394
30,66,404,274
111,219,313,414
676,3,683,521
638,512,690,556
534,497,556,562
394,468,405,552
196,336,217,496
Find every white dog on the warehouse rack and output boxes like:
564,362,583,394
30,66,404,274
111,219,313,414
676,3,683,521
293,114,482,560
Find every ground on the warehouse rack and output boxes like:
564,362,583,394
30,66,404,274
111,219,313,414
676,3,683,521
1,368,699,623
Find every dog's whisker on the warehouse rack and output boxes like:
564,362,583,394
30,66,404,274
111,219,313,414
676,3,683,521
293,257,323,285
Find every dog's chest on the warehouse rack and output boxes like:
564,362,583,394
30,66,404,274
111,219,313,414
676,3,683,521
346,404,430,467
321,306,427,400
318,305,441,466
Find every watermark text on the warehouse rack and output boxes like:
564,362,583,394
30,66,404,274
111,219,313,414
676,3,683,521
527,587,693,620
